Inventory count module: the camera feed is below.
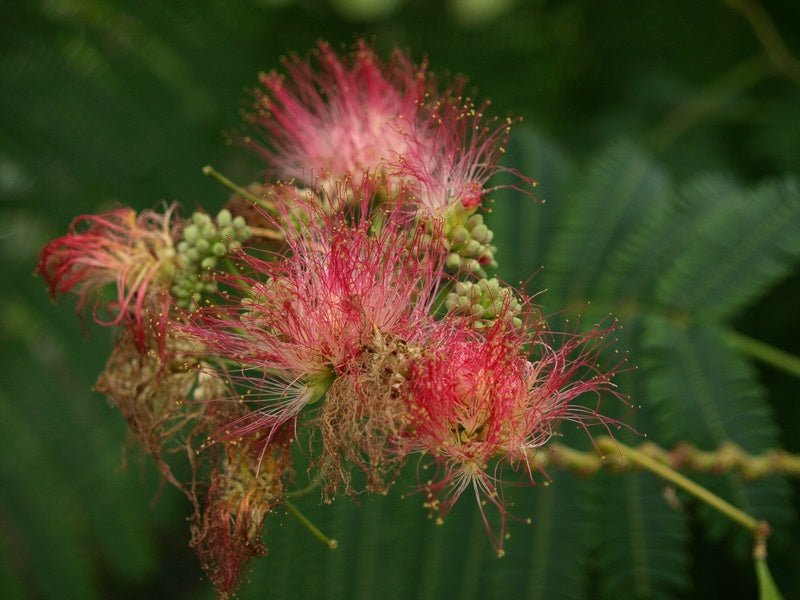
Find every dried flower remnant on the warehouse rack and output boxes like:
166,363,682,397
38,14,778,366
94,330,217,491
191,441,288,598
319,331,423,495
37,206,179,349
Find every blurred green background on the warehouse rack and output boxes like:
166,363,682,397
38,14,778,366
2,1,800,598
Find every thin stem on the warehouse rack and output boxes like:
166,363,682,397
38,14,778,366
536,438,800,479
724,0,800,88
596,437,762,533
248,225,284,241
644,55,771,152
202,165,277,214
285,474,322,498
724,330,800,379
284,499,338,549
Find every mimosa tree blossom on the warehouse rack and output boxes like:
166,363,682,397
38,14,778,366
246,40,532,219
392,98,530,218
402,308,621,554
37,206,179,349
247,40,429,188
183,180,445,452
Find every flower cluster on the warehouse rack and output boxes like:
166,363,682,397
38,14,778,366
37,41,623,598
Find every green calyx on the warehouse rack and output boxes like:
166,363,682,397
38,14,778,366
172,209,252,310
442,206,498,278
445,277,523,329
306,370,335,404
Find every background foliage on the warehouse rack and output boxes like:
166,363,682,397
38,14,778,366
2,1,799,598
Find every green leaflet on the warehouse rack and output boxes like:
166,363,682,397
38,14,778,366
488,127,574,284
492,137,797,598
489,472,599,600
590,322,691,600
756,557,785,600
595,471,690,600
0,295,167,595
541,139,671,310
654,177,800,320
238,465,597,600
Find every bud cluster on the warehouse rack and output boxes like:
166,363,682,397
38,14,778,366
36,40,622,600
445,278,523,329
172,209,251,310
443,207,498,277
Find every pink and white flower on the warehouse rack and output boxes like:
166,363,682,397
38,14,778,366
185,181,445,443
247,40,429,188
246,40,532,217
402,307,620,553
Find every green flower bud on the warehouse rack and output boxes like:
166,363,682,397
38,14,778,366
464,240,482,256
466,214,483,229
471,223,489,243
192,212,208,226
201,223,216,239
451,227,470,244
195,238,210,253
200,256,217,270
216,208,232,227
186,225,203,244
